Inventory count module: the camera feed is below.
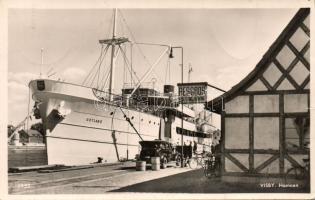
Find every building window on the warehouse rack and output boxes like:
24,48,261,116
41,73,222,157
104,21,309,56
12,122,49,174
285,117,310,150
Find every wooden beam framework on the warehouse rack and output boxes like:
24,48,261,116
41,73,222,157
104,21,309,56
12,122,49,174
285,154,303,168
279,94,285,174
254,154,279,173
249,95,254,172
218,9,310,177
225,153,248,172
241,90,309,95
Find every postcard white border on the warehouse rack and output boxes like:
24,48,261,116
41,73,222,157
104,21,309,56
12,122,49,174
1,0,314,199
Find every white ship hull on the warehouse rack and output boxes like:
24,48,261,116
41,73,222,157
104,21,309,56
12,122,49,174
29,79,163,165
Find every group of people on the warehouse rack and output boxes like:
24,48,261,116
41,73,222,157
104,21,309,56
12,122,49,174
189,141,219,154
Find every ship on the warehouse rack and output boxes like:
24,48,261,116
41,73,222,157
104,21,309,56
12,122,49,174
28,9,217,165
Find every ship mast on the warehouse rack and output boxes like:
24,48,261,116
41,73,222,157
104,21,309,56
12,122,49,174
98,9,128,101
108,9,117,101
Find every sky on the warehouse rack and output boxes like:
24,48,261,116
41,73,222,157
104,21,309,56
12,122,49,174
8,8,298,126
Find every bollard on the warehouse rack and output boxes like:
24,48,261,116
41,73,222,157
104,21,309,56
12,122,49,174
136,161,146,171
151,157,160,171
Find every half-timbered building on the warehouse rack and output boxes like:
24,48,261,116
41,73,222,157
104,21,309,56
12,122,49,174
207,8,310,178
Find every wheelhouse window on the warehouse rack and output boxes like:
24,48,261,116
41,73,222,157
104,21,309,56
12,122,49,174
285,117,310,151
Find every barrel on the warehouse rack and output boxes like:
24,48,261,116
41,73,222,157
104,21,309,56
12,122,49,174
151,157,160,171
136,161,146,171
152,164,160,171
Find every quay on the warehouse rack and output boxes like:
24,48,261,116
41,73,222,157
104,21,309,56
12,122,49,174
9,161,308,194
9,161,191,194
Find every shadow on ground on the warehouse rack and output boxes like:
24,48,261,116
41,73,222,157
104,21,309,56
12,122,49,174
110,169,310,193
117,164,177,171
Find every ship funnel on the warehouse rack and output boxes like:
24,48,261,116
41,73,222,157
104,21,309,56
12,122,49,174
164,85,174,96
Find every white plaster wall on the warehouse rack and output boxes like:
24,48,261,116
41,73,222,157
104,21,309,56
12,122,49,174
260,159,279,174
225,157,243,172
246,79,267,92
254,117,279,149
289,27,309,52
225,96,249,114
263,63,282,86
276,45,295,69
254,154,273,168
231,153,249,168
255,154,279,174
284,154,308,171
284,94,308,113
290,61,309,85
304,48,310,63
225,117,249,149
277,78,295,90
254,95,279,113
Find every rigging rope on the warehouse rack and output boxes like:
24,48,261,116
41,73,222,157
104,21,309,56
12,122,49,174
118,45,140,83
164,59,168,84
164,58,171,84
118,106,143,141
98,60,110,91
85,10,168,95
96,44,112,89
94,45,110,87
168,58,171,83
96,48,103,89
118,10,164,86
100,66,111,92
82,45,106,85
99,47,120,91
123,44,126,88
130,42,133,87
88,45,110,88
17,47,72,73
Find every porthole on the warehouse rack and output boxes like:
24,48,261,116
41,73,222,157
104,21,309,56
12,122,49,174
110,112,114,115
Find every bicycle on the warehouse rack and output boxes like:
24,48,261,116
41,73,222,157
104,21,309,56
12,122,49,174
203,153,221,178
285,157,310,184
188,152,207,169
285,144,310,185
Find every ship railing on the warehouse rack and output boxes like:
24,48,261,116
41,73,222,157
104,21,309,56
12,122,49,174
123,82,156,89
92,87,153,109
92,87,200,115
